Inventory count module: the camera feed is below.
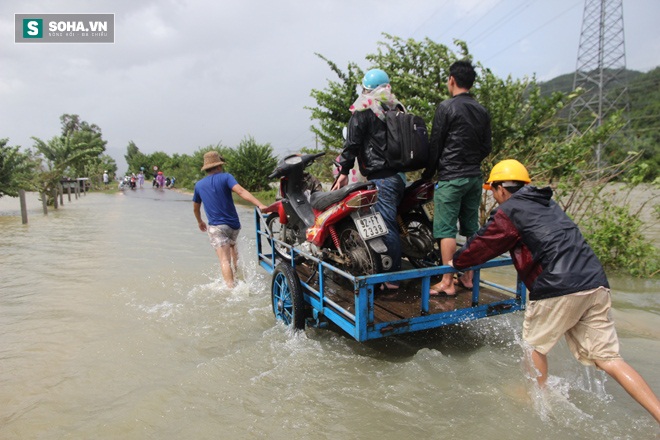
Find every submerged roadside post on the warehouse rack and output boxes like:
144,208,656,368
19,190,28,224
41,192,48,215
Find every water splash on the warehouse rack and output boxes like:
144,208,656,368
517,340,622,428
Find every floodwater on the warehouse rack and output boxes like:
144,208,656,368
0,189,658,439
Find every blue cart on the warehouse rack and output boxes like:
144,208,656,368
256,209,526,341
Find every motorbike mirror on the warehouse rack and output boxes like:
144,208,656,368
267,168,280,179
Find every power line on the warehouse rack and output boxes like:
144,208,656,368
468,0,539,47
410,0,451,38
455,0,509,41
435,1,488,42
482,2,582,63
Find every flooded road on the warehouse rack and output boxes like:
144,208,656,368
0,189,658,439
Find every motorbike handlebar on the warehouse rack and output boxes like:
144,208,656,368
268,152,326,180
304,152,325,164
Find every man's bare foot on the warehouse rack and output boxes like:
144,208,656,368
457,274,473,289
429,281,456,296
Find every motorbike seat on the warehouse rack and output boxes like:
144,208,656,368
309,181,375,211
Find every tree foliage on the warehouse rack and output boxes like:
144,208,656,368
225,136,278,192
32,133,105,194
59,114,108,179
1,114,112,202
609,67,660,182
580,199,659,277
308,33,658,277
540,67,660,183
122,138,276,192
0,139,35,198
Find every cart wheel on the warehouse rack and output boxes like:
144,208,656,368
271,262,305,330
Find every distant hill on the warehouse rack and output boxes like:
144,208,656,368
538,67,659,181
538,68,645,95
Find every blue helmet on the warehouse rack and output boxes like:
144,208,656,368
362,69,390,90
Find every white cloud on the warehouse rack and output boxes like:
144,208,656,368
1,0,658,171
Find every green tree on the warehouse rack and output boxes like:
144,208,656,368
59,114,107,179
32,134,105,201
145,151,172,178
190,143,233,180
307,54,363,153
0,139,35,198
85,154,118,187
607,67,660,182
365,34,463,124
305,55,364,179
307,35,466,155
308,34,657,276
226,137,277,191
124,141,150,176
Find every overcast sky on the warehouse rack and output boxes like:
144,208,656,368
2,0,659,172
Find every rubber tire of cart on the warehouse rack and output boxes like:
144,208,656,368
271,262,306,330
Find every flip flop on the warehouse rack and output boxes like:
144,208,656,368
429,288,457,297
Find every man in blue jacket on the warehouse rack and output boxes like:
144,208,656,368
450,159,660,423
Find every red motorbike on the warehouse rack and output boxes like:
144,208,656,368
397,179,439,268
262,152,391,276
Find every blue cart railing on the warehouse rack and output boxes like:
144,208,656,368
256,208,526,342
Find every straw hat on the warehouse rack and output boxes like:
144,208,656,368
201,151,226,171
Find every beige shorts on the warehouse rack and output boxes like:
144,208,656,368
523,286,621,366
207,224,240,249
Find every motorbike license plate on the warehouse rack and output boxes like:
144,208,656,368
422,201,434,222
356,213,388,240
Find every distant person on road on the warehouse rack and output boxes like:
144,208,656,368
449,159,660,423
193,151,267,288
103,171,109,188
137,171,145,188
156,171,165,189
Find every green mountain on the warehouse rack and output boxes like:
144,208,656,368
539,67,660,181
539,68,644,96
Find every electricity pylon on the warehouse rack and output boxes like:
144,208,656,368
567,0,629,168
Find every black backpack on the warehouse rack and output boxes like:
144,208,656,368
384,109,429,172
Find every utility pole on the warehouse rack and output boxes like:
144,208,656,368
567,0,630,170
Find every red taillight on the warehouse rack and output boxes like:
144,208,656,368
344,190,378,208
416,184,434,201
